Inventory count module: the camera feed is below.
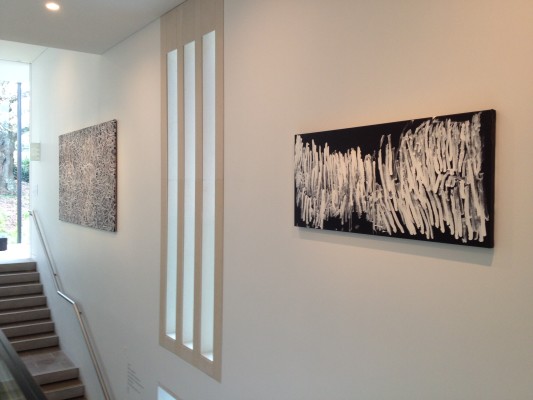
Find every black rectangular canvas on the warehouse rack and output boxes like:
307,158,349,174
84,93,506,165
294,110,495,247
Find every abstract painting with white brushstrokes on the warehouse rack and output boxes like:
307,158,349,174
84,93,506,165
59,120,117,232
294,110,495,247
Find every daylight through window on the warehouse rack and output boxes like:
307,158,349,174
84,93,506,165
160,0,223,381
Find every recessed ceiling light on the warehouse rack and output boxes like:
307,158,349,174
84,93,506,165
45,2,60,11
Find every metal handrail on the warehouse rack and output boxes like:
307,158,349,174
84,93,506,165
29,210,113,400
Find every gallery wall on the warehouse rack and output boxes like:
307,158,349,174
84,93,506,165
0,60,29,82
31,1,533,399
30,22,163,400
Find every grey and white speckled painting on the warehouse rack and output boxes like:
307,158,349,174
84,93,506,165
59,120,117,232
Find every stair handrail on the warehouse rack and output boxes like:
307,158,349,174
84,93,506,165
29,209,114,400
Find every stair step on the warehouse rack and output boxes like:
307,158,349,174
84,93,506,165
0,307,51,325
0,271,40,285
0,294,47,311
0,260,86,399
35,365,80,386
10,332,59,352
21,349,79,385
18,345,61,357
0,261,36,274
1,319,55,338
0,283,43,297
42,378,84,400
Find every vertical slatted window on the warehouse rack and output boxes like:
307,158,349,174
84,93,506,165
182,39,196,349
160,0,223,381
201,30,216,360
165,49,178,339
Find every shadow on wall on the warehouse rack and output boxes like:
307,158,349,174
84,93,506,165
297,228,494,267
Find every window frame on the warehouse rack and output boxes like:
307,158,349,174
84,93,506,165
160,0,224,381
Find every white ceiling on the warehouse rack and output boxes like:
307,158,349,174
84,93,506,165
0,0,186,62
0,40,46,63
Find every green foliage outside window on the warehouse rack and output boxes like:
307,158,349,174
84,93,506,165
12,158,30,183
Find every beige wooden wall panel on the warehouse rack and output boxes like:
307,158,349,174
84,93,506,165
160,0,223,381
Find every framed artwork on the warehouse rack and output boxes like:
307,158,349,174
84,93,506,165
59,120,117,232
294,110,495,247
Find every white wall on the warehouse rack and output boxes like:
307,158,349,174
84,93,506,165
31,21,163,400
31,1,533,399
0,60,29,82
30,47,103,399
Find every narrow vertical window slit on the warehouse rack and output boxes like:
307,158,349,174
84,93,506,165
166,49,178,339
182,40,196,349
201,30,216,361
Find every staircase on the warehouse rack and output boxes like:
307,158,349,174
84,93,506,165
0,260,86,400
